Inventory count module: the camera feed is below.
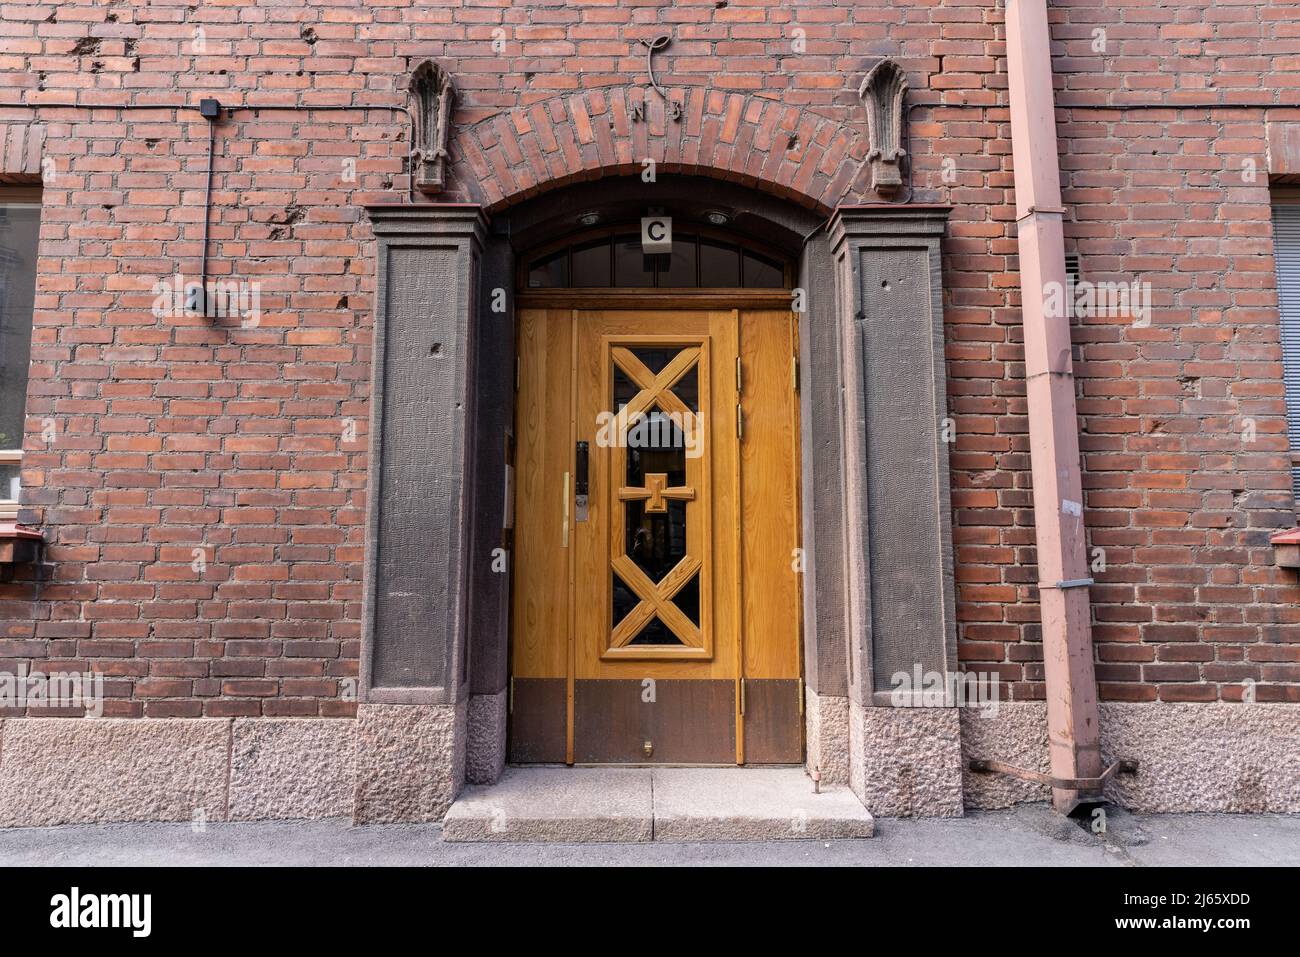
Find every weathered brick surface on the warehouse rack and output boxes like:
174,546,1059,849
0,0,1296,715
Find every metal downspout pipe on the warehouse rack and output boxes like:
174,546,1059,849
1004,0,1104,811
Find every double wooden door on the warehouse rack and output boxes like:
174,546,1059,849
510,306,802,764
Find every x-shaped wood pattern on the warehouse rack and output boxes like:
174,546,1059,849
610,346,698,434
611,554,702,648
611,346,699,515
609,344,703,648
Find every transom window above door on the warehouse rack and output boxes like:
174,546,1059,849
524,229,790,289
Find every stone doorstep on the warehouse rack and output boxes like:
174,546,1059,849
441,766,875,843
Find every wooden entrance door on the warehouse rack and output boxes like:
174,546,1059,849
510,306,802,764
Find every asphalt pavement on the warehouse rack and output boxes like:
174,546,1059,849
0,804,1295,866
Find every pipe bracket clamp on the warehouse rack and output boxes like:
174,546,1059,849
968,758,1139,793
1039,577,1095,590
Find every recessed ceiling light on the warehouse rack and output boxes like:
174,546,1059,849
578,211,600,226
705,210,729,225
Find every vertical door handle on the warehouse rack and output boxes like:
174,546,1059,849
574,441,589,496
561,471,570,547
574,441,589,523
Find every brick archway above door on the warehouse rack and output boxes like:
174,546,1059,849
447,88,876,214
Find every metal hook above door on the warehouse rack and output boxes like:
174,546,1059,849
631,34,682,122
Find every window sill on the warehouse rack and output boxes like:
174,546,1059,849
1270,528,1300,570
0,521,42,581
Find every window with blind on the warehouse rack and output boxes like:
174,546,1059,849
1273,202,1300,501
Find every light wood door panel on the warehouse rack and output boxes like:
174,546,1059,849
739,309,803,681
511,306,802,764
574,313,738,680
510,308,572,679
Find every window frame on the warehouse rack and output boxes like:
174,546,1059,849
516,223,795,292
0,188,42,520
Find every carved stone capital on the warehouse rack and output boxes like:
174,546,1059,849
409,60,455,195
858,59,909,198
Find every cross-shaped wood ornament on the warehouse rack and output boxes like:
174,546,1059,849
618,472,695,513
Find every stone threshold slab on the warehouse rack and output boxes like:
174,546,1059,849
442,766,874,843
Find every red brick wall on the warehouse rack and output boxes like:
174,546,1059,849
945,5,1300,704
0,0,1296,716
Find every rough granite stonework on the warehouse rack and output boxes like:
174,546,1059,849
229,719,357,821
805,689,850,785
466,691,506,785
849,704,963,817
961,702,1300,813
1101,703,1300,813
353,702,466,824
960,702,1051,808
0,718,229,827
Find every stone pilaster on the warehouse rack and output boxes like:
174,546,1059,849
362,204,488,705
829,205,963,815
357,204,487,821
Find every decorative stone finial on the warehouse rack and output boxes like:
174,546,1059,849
409,60,455,195
858,59,909,198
